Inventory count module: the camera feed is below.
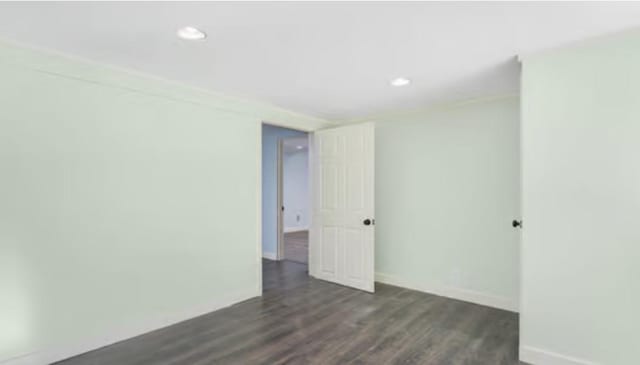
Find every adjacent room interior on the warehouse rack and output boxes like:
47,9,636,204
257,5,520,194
262,124,310,267
281,137,310,264
1,2,639,365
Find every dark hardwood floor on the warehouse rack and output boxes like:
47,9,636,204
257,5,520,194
56,260,521,365
283,230,308,264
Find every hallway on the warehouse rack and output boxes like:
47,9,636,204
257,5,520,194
283,230,308,264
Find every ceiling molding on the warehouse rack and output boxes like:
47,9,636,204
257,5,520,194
334,92,520,125
0,37,334,131
518,26,640,63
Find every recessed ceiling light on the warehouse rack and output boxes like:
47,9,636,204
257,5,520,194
390,77,411,87
296,145,304,150
177,26,206,40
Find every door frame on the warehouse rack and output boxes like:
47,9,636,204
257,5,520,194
276,138,284,261
259,121,375,294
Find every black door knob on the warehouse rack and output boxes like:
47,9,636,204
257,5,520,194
512,220,522,228
363,219,372,226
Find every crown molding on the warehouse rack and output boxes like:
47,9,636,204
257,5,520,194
334,92,519,125
0,37,334,131
518,26,640,63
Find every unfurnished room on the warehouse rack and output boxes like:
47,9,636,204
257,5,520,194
1,2,639,365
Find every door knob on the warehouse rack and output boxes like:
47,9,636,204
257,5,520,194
512,220,522,228
363,219,372,226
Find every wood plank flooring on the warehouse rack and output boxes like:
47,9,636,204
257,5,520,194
283,230,308,264
56,260,522,365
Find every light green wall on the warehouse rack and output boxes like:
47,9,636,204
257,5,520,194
520,32,640,364
0,41,327,362
374,96,521,310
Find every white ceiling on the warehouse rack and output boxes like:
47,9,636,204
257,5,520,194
1,2,640,120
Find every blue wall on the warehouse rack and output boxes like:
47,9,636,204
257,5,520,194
262,125,306,256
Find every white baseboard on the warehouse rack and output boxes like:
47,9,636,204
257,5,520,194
283,226,309,233
262,251,277,260
0,289,259,365
375,272,518,312
519,345,598,365
0,352,40,365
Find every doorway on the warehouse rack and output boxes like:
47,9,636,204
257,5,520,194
260,122,375,294
261,124,310,267
280,137,310,264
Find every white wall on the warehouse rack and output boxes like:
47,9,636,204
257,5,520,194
0,41,328,364
283,148,309,231
373,96,521,312
520,31,640,365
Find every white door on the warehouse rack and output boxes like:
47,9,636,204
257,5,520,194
310,123,374,292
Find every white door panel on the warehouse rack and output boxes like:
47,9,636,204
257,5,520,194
321,226,338,277
311,123,374,292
